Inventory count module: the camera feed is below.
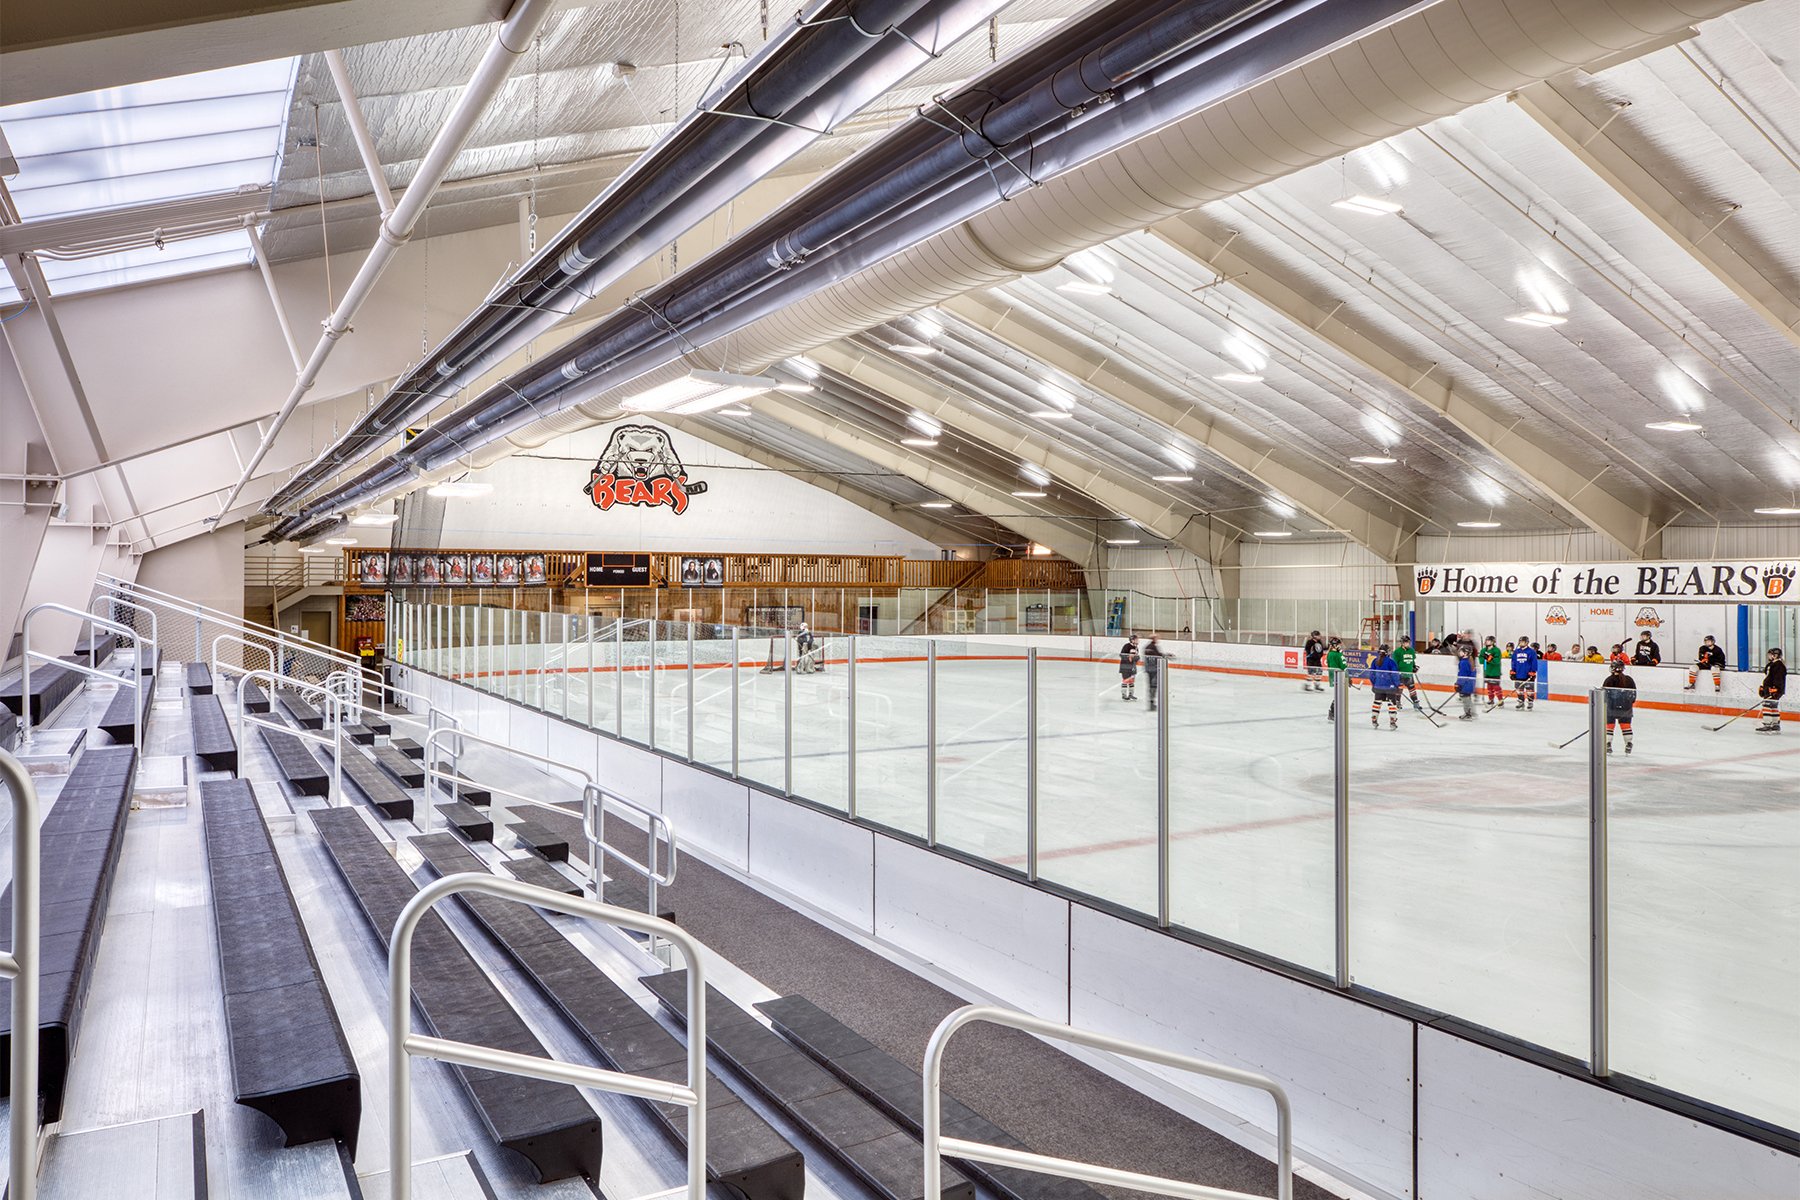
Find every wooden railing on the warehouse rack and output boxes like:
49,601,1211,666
977,559,1086,589
650,553,905,587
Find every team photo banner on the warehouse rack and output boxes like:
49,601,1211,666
1412,559,1796,602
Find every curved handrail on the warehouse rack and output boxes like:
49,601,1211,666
86,594,159,663
922,1005,1293,1200
388,873,707,1200
0,750,41,1200
211,633,276,682
21,604,153,747
236,669,346,808
98,575,361,674
581,781,678,909
421,725,592,844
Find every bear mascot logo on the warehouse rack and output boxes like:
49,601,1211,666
1764,563,1795,599
585,424,708,515
1415,567,1436,595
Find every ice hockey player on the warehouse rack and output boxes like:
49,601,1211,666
1685,636,1726,693
1757,647,1786,734
1510,635,1540,711
1325,637,1347,720
1633,629,1661,667
1602,662,1637,754
1369,644,1402,730
1393,636,1424,712
1303,630,1326,692
1118,635,1140,702
1455,646,1477,720
1143,637,1171,712
1479,636,1504,710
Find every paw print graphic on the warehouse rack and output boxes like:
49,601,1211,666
1415,567,1437,595
1765,562,1796,600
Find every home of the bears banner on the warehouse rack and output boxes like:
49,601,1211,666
1412,559,1796,602
584,424,708,515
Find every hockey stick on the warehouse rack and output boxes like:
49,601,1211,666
1548,728,1589,750
1708,701,1766,733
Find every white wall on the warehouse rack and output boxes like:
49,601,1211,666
1099,546,1224,599
17,528,134,659
1663,524,1800,559
431,421,943,557
1236,541,1394,601
134,521,246,625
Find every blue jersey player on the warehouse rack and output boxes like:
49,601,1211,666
1509,636,1540,711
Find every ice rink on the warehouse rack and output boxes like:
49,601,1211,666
423,631,1798,1131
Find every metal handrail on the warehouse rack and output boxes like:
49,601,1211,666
0,750,41,1200
922,1006,1293,1200
581,782,677,921
98,575,361,675
389,873,707,1200
21,604,153,748
237,669,346,808
87,594,159,661
211,633,276,683
421,725,593,844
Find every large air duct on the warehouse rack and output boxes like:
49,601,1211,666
277,0,1747,542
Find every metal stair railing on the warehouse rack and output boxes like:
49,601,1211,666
211,633,276,683
86,594,159,663
581,782,677,924
389,873,707,1200
236,669,347,808
20,604,155,749
362,679,462,771
0,750,42,1200
421,725,599,860
922,1005,1294,1200
96,574,360,683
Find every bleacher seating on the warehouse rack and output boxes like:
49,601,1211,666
0,706,16,751
240,682,270,714
335,748,414,820
276,693,322,730
0,746,138,1122
96,675,155,745
434,800,492,842
257,724,329,796
644,971,973,1200
189,695,238,772
391,736,424,760
0,658,83,726
201,779,360,1150
370,745,423,788
411,834,803,1200
500,855,580,897
186,662,213,695
309,807,601,1183
73,632,116,669
509,820,568,863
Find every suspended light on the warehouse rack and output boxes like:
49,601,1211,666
323,536,358,546
717,405,754,417
891,342,937,356
1031,410,1071,420
1349,455,1397,465
1153,475,1192,483
1506,311,1567,328
1645,420,1702,432
1254,530,1294,538
1106,538,1141,545
297,546,326,554
1011,490,1047,498
1332,194,1404,216
350,510,400,525
427,480,494,498
1753,507,1800,516
900,437,938,447
920,501,953,509
621,369,778,414
1030,543,1054,556
1213,372,1264,384
775,382,816,393
1057,280,1112,296
1458,521,1502,529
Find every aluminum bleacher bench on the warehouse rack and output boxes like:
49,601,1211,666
185,662,213,695
500,855,580,897
96,674,155,745
0,658,83,726
309,807,601,1183
276,692,323,730
73,632,116,669
434,800,493,843
413,834,802,1200
189,694,238,772
0,706,16,752
644,971,973,1200
240,682,270,714
390,736,424,760
370,744,423,789
257,723,329,796
201,779,360,1150
336,748,414,821
507,819,568,863
0,746,138,1122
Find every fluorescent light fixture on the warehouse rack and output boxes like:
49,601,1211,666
1213,372,1264,384
1153,475,1193,483
350,511,400,526
621,369,778,414
900,437,938,447
905,412,942,439
775,382,815,393
717,405,754,417
1057,280,1112,296
297,546,326,554
1106,538,1141,545
1031,410,1071,420
1506,311,1567,328
1011,490,1047,498
1030,543,1054,556
1332,194,1404,215
324,536,358,546
1019,462,1051,487
1645,420,1702,432
1350,455,1397,465
1254,530,1294,538
891,342,937,356
1268,500,1297,518
786,355,821,379
920,500,953,509
1457,521,1502,529
427,480,493,498
1753,506,1800,516
1038,382,1075,410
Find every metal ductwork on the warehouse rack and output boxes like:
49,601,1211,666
266,0,1016,517
274,0,1749,545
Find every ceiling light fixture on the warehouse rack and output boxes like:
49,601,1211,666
900,437,938,447
1506,311,1567,328
717,405,754,417
1152,475,1193,483
920,501,953,509
1106,538,1140,545
1030,543,1054,556
1254,530,1294,538
1213,372,1265,384
1057,280,1112,296
1349,455,1397,465
297,546,326,554
1457,520,1502,529
1753,506,1800,516
1011,490,1047,498
775,382,815,393
1332,194,1404,216
1031,410,1071,420
324,536,358,546
350,511,400,526
620,369,779,415
891,342,937,356
1645,420,1702,432
426,480,493,498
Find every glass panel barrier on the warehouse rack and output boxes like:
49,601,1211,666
691,624,736,773
851,635,929,837
791,629,849,812
1349,657,1588,1057
654,620,689,757
735,625,788,794
1034,637,1154,913
619,618,652,745
1169,647,1334,973
935,639,1030,871
1607,680,1800,1129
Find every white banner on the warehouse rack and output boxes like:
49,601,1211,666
1412,559,1796,603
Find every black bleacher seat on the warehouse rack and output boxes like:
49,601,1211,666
599,871,675,926
361,714,392,736
96,675,155,745
500,856,581,897
73,632,116,669
276,693,323,730
644,972,972,1200
371,745,423,789
240,682,270,714
0,746,137,1122
133,647,160,677
334,749,414,821
257,724,330,796
434,801,492,843
431,766,490,806
509,820,568,863
189,695,238,772
342,724,377,746
391,736,424,760
201,779,360,1150
758,997,1105,1200
186,662,213,695
411,834,802,1200
0,659,83,726
0,706,16,751
308,808,601,1183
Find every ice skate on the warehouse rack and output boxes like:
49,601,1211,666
1605,739,1613,754
1389,717,1398,730
1458,713,1475,721
1756,721,1781,734
1625,739,1633,754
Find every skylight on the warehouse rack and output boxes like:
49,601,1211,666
0,57,298,304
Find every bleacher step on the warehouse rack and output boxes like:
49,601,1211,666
356,1150,493,1200
37,1110,204,1200
371,745,423,789
509,820,569,863
435,800,493,843
500,855,581,897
